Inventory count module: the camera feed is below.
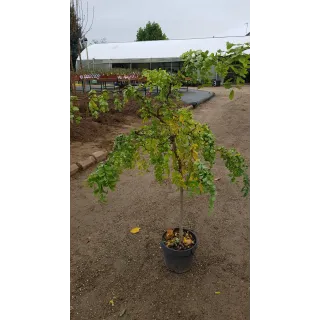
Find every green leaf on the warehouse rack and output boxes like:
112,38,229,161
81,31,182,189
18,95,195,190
226,42,234,50
229,89,234,100
239,57,246,64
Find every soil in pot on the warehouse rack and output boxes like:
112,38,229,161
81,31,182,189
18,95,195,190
160,228,198,274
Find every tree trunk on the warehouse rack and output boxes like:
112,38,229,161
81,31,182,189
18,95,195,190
179,187,184,243
70,52,74,72
167,159,173,191
171,136,184,243
70,53,76,95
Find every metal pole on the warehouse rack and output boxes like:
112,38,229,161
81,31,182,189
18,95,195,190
85,45,89,69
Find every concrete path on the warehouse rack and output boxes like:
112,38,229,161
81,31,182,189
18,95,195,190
180,89,214,106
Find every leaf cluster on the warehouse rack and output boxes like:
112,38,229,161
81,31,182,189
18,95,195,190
181,42,250,98
88,63,249,212
70,96,82,124
88,90,110,118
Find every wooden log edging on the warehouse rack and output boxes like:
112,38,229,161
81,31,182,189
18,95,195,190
70,151,108,177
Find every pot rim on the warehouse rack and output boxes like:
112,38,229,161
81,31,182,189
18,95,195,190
160,227,198,252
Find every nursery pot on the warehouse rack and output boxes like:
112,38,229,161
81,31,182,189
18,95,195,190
160,228,198,274
213,79,221,87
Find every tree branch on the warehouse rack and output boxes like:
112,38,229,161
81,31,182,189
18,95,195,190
170,135,182,173
166,83,172,102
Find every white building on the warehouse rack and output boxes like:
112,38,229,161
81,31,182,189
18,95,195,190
77,36,250,77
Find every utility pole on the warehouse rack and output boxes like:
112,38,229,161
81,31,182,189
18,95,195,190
84,38,89,68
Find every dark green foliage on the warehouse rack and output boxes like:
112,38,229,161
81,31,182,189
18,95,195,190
136,21,168,41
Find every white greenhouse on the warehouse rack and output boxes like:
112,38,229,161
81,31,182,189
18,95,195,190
77,36,250,76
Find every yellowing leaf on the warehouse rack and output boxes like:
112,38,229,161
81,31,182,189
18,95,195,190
215,291,221,295
109,299,115,306
130,227,141,234
179,115,185,123
192,149,199,161
165,229,174,240
199,184,204,193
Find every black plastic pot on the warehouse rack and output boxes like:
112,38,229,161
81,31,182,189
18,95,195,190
213,80,221,87
160,228,198,274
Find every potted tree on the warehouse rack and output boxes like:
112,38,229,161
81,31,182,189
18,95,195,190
87,43,250,273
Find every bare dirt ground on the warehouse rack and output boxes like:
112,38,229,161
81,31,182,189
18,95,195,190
70,86,250,320
70,93,185,165
70,98,143,165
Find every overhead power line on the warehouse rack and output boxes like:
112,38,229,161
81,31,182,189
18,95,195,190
91,35,250,44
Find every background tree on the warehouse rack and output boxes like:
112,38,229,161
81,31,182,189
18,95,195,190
70,0,94,71
70,4,82,71
136,21,168,41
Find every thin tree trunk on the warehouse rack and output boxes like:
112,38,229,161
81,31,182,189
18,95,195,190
179,187,184,243
70,53,74,72
171,136,184,244
70,53,76,95
167,162,173,192
70,77,76,95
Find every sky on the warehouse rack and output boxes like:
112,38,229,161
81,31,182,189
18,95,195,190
80,0,250,43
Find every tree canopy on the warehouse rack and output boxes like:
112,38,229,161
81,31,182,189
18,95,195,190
87,42,250,212
136,21,168,41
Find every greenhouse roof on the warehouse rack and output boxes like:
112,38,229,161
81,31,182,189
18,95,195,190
78,36,250,61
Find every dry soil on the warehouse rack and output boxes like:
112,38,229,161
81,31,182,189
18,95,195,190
70,86,250,320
